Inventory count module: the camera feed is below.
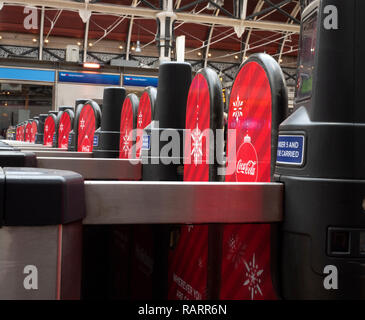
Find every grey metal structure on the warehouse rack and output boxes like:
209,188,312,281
83,181,283,224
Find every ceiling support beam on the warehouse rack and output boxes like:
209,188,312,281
83,17,89,63
278,2,300,64
242,0,264,61
7,0,300,33
126,0,139,61
204,9,219,68
38,6,45,60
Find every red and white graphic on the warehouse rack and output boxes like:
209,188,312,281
232,96,244,122
121,130,130,155
119,98,134,159
58,112,72,149
78,104,96,152
235,135,258,182
191,123,203,165
169,72,212,301
30,121,37,143
25,122,32,142
221,61,276,300
43,116,56,146
184,73,210,181
243,254,263,300
227,233,247,270
135,92,152,158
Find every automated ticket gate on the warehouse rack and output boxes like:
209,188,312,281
275,0,365,299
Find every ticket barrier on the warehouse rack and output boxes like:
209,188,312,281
0,167,85,299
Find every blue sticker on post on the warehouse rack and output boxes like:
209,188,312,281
142,135,150,150
277,135,305,166
93,135,99,147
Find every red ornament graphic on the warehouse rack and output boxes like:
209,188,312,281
78,104,96,152
43,116,55,146
235,135,258,182
119,98,134,159
25,122,32,142
30,121,37,143
135,92,152,158
58,112,72,149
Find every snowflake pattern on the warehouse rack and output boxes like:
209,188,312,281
122,130,130,155
60,124,64,132
232,96,244,122
243,254,263,300
80,119,85,130
226,234,246,269
138,112,143,127
191,123,203,165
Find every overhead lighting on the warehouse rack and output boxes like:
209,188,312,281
77,41,82,46
234,55,239,60
32,38,37,43
44,39,49,44
88,42,93,47
83,62,100,69
0,35,2,40
208,53,212,57
131,46,135,51
279,58,283,63
135,40,141,53
119,45,123,50
197,52,202,56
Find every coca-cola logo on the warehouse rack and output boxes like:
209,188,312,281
236,159,257,176
235,137,258,182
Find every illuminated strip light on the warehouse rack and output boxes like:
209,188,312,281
83,62,101,69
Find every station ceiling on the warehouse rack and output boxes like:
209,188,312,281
0,0,301,62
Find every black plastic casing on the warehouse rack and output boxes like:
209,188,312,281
93,87,127,158
35,114,48,144
0,167,85,226
275,0,365,299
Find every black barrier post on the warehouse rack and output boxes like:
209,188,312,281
93,87,127,158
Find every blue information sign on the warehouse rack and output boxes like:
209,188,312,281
277,135,305,166
123,75,158,87
0,67,55,82
59,71,120,85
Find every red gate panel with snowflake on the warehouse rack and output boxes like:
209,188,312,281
168,70,221,300
43,115,56,146
25,122,32,142
30,121,37,143
58,112,72,149
220,60,277,300
78,104,96,153
119,97,135,159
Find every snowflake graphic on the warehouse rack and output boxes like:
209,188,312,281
187,225,194,232
232,96,244,122
60,124,64,132
45,125,48,131
138,112,143,127
226,234,246,269
122,130,130,155
243,254,263,300
191,123,203,165
80,119,85,130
